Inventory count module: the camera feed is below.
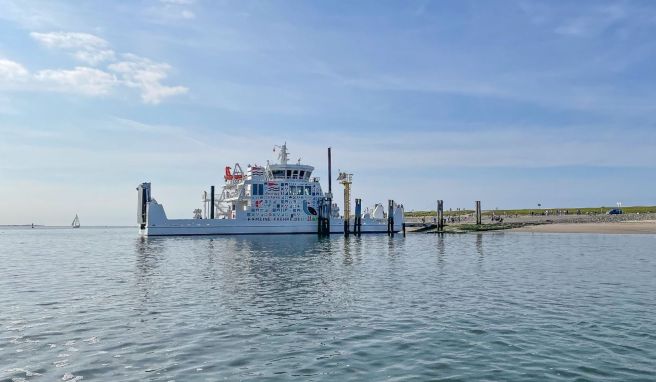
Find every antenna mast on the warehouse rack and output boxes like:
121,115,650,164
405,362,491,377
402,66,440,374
273,143,289,165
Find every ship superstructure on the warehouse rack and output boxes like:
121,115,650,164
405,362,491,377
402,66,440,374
137,144,404,236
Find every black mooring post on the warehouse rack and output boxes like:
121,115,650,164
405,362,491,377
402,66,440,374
328,147,332,194
326,147,332,235
319,199,330,236
318,200,323,234
391,200,395,236
325,204,330,234
437,200,444,231
210,185,215,219
386,201,390,234
388,200,395,236
355,198,362,235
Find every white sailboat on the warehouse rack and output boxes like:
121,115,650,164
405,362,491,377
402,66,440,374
72,214,80,228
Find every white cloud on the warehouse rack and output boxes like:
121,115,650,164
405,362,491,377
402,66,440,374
0,0,71,29
72,49,116,65
34,67,117,95
181,10,195,19
30,31,115,65
108,54,188,104
25,31,188,103
30,31,107,49
0,58,29,80
523,3,628,37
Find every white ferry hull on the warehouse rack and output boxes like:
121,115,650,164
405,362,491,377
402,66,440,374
141,222,396,236
140,202,403,236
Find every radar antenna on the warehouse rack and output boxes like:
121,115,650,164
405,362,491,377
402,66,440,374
273,142,289,165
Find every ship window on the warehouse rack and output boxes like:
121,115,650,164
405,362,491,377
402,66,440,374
299,170,305,178
259,184,264,195
286,170,292,178
289,186,296,195
292,170,299,179
305,186,311,195
272,170,284,178
297,187,304,195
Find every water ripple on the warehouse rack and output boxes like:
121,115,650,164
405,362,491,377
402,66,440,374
0,228,654,380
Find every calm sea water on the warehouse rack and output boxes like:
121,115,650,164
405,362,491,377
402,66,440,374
1,228,655,381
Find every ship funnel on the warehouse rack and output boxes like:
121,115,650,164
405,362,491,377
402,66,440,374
137,182,151,227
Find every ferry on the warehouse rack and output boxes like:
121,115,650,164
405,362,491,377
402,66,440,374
137,144,404,236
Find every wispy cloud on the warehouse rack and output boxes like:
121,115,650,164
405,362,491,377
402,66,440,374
108,54,188,104
0,58,29,81
0,0,72,29
147,0,197,22
30,31,106,49
34,66,117,95
3,30,188,103
554,4,626,37
31,31,115,65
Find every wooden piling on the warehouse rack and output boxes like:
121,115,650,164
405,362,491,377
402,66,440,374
475,200,481,225
437,200,444,231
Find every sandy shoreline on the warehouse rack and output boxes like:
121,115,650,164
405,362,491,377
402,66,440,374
511,221,656,234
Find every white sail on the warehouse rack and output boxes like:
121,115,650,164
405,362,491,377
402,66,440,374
72,214,80,228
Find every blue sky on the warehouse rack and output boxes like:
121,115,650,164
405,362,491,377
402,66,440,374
1,0,655,225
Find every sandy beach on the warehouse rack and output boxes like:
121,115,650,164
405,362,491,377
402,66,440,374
512,221,656,234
